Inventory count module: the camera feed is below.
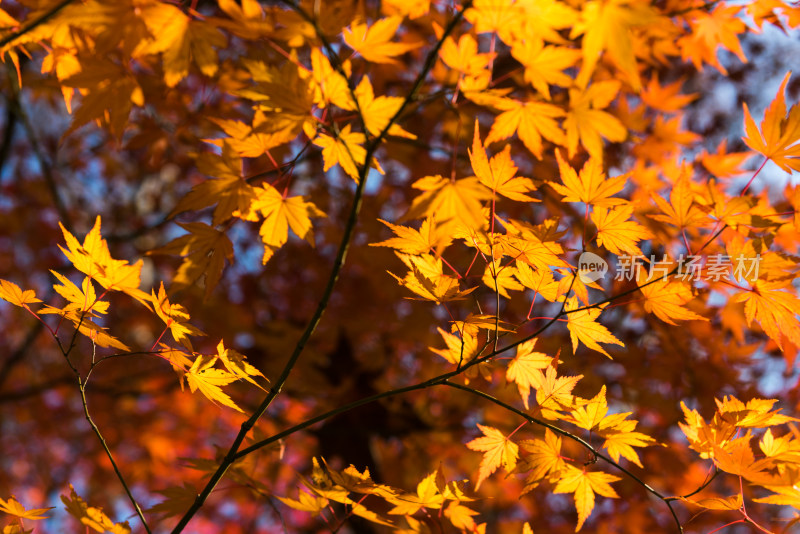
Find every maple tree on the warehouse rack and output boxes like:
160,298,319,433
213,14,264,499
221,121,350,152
1,0,800,533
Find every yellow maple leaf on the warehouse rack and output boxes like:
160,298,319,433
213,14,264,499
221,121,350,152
519,429,565,492
390,255,476,305
314,124,382,182
535,366,584,419
470,122,538,201
58,217,151,306
402,175,491,230
552,151,628,208
371,217,453,255
565,298,624,358
215,340,267,391
0,279,41,308
466,424,520,490
387,471,444,515
152,282,205,350
637,276,706,325
514,262,561,302
564,82,627,159
571,0,656,91
276,491,328,514
649,167,707,229
743,72,800,174
571,385,609,431
354,76,416,139
0,496,52,521
439,33,494,77
241,184,326,264
506,339,552,409
483,260,524,298
591,204,652,255
553,466,620,532
343,16,419,64
511,39,582,100
310,47,354,110
50,272,108,316
444,501,479,531
486,99,565,159
62,485,131,534
186,355,243,413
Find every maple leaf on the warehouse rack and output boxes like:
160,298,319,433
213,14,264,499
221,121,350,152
565,298,624,358
402,175,491,230
50,271,109,316
506,339,552,409
514,262,561,302
571,0,656,91
470,123,538,201
637,277,707,325
240,183,326,264
591,204,652,255
170,143,256,224
186,355,243,413
0,279,41,308
483,260,524,298
743,73,800,174
343,16,419,64
62,486,131,534
677,4,747,75
553,465,620,532
519,429,565,493
58,217,150,306
715,396,799,428
430,327,479,368
511,39,581,100
485,99,565,160
60,60,144,139
152,282,205,350
640,75,699,113
732,280,800,351
444,501,479,531
466,424,520,490
147,222,234,298
276,491,328,514
0,496,52,521
563,82,627,160
551,151,628,208
389,255,477,305
387,472,444,515
450,313,515,338
681,494,743,511
314,124,384,182
371,217,453,255
215,340,267,390
213,0,272,40
310,47,354,110
596,411,655,467
354,76,416,139
699,139,753,178
649,168,707,229
147,484,198,517
535,366,584,419
571,386,609,431
439,32,494,77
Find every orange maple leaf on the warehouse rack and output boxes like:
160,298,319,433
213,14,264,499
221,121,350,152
743,72,800,174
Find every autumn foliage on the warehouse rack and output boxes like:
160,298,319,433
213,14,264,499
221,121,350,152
2,0,800,533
